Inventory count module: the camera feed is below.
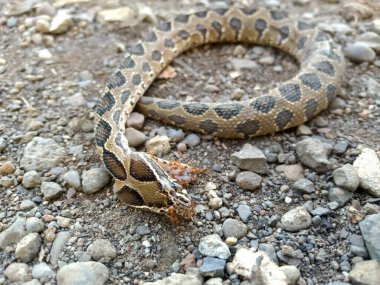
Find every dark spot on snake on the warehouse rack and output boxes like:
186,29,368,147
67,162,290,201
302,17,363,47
146,109,158,119
142,62,151,73
275,109,294,130
175,14,190,24
251,95,276,113
299,73,321,91
157,100,180,109
118,185,144,206
255,19,267,37
235,119,261,136
107,71,126,89
270,10,286,20
128,43,145,56
169,115,186,126
120,56,135,69
132,74,141,86
326,84,336,105
143,31,158,42
164,38,175,48
230,17,242,35
313,61,335,76
199,120,218,134
279,83,302,102
151,50,162,61
113,109,121,124
305,98,318,120
297,20,313,30
196,24,207,39
211,21,223,37
279,26,289,41
95,119,112,147
316,32,330,42
214,8,228,16
214,103,244,120
115,132,126,151
183,103,209,116
103,149,127,180
297,36,308,50
241,8,257,15
320,48,341,63
121,89,130,104
157,21,171,32
96,91,115,116
130,153,157,182
139,97,154,105
195,11,208,18
178,29,190,40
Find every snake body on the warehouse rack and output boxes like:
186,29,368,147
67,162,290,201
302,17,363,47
95,7,344,219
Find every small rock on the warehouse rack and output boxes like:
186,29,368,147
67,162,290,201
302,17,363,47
280,265,300,285
126,112,145,129
87,239,117,261
222,218,248,239
20,200,36,211
26,217,44,233
50,231,71,266
57,261,109,285
4,263,31,282
0,137,7,152
67,93,86,107
32,263,55,280
41,181,64,200
0,216,27,249
146,135,171,155
231,144,268,174
49,10,73,34
142,273,202,285
35,18,50,33
328,187,353,207
296,138,332,173
293,179,315,194
97,7,136,23
310,207,330,216
259,243,278,264
181,134,201,147
0,160,16,174
275,164,305,181
230,58,258,70
15,233,41,262
180,254,196,271
332,164,359,192
353,148,380,197
236,204,252,222
57,216,71,228
236,171,262,191
349,260,380,285
344,42,376,63
359,213,380,261
81,167,111,194
350,234,369,259
63,170,81,190
296,124,312,136
199,234,231,260
281,206,312,232
199,257,226,278
125,127,147,147
38,49,52,60
22,171,41,188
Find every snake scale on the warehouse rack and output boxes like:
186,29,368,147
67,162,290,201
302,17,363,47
95,7,345,220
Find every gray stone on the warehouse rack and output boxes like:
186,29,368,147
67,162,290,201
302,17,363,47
50,231,71,266
350,260,380,285
353,148,380,197
332,164,360,192
125,127,147,147
293,179,315,194
0,137,7,152
23,280,42,285
231,144,268,174
81,167,111,194
32,263,55,279
236,204,252,222
310,207,330,216
222,218,248,239
199,234,231,260
41,181,64,200
199,257,226,278
333,141,349,155
236,171,262,191
142,273,202,285
359,213,380,261
340,260,351,272
230,58,258,71
204,277,223,285
357,32,380,52
181,133,201,147
23,171,42,188
20,137,66,172
350,235,369,259
281,206,312,232
20,200,36,211
63,170,81,190
328,187,353,207
136,225,151,236
15,233,41,262
344,42,376,63
146,135,171,155
57,261,109,285
126,112,145,129
280,265,300,285
49,10,73,34
4,262,31,282
258,243,278,264
296,138,332,173
87,239,117,261
275,164,305,181
26,217,44,233
0,216,27,249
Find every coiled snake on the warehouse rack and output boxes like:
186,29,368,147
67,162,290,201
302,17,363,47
95,7,345,221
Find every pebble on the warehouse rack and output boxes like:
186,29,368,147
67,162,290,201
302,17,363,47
199,257,226,278
22,171,42,189
328,187,353,207
350,234,369,258
230,58,258,71
50,231,71,266
125,127,147,147
38,48,52,60
0,160,16,174
357,32,380,52
180,254,196,271
0,216,27,249
280,265,300,285
49,10,73,34
199,234,231,259
4,262,31,282
32,263,55,280
63,170,81,190
296,124,313,136
332,164,360,192
41,181,64,200
319,22,352,34
259,243,278,264
26,217,44,233
97,7,136,23
57,261,109,285
15,233,41,262
231,144,268,174
281,206,312,232
67,93,86,107
181,133,201,147
343,43,376,63
333,141,349,155
20,200,36,211
222,218,248,239
349,260,380,285
236,171,262,191
143,272,202,285
81,167,111,194
296,138,332,173
236,204,252,222
293,178,315,194
35,18,50,33
20,137,66,172
126,112,145,129
353,148,380,197
146,135,171,155
359,213,380,261
0,137,7,152
275,164,305,181
87,239,117,261
57,216,71,228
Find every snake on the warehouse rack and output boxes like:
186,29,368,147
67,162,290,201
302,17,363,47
94,7,345,221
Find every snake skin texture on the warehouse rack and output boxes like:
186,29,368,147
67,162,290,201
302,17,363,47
95,7,345,220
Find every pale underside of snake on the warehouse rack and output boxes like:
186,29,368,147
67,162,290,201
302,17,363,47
94,7,345,221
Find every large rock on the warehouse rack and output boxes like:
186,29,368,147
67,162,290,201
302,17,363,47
353,148,380,197
57,262,109,285
296,138,332,173
4,262,31,283
231,144,268,174
359,213,380,261
349,260,380,285
15,233,41,262
0,216,27,249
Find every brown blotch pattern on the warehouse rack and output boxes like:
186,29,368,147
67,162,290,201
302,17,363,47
103,149,127,180
118,185,144,206
107,71,126,89
305,98,318,120
236,119,261,136
278,83,301,102
251,95,276,113
275,109,294,130
128,43,145,56
214,103,244,120
313,61,335,76
183,103,209,116
199,120,218,134
299,73,321,91
96,91,115,116
130,154,157,182
169,115,186,126
95,119,112,147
